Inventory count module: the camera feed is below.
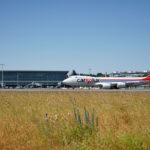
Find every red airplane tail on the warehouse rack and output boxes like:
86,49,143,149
143,74,150,80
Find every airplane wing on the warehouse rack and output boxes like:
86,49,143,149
94,82,122,88
95,81,141,89
125,80,143,86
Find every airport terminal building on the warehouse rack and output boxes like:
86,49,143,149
0,70,68,88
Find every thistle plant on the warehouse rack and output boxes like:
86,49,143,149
70,98,98,129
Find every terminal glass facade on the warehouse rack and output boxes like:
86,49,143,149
0,70,68,87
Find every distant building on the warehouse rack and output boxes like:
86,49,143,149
0,70,68,88
110,70,150,77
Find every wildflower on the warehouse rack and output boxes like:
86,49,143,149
45,113,49,122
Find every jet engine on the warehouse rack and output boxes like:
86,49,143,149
117,82,126,88
101,83,111,89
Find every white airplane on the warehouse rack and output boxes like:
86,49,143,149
62,74,150,89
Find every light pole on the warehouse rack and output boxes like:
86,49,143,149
0,64,4,88
89,68,92,75
17,72,19,87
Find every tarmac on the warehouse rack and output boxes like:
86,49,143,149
0,88,150,92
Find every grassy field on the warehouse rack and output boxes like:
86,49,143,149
0,91,150,150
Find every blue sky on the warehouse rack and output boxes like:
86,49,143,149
0,0,150,73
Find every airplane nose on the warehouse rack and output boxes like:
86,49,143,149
62,79,69,85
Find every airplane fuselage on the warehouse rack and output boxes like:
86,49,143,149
62,75,150,89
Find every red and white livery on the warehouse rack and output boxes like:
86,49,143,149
62,74,150,89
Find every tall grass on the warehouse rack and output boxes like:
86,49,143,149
0,91,150,149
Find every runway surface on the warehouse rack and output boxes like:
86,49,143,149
0,88,150,92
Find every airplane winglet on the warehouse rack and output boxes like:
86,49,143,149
143,74,150,80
